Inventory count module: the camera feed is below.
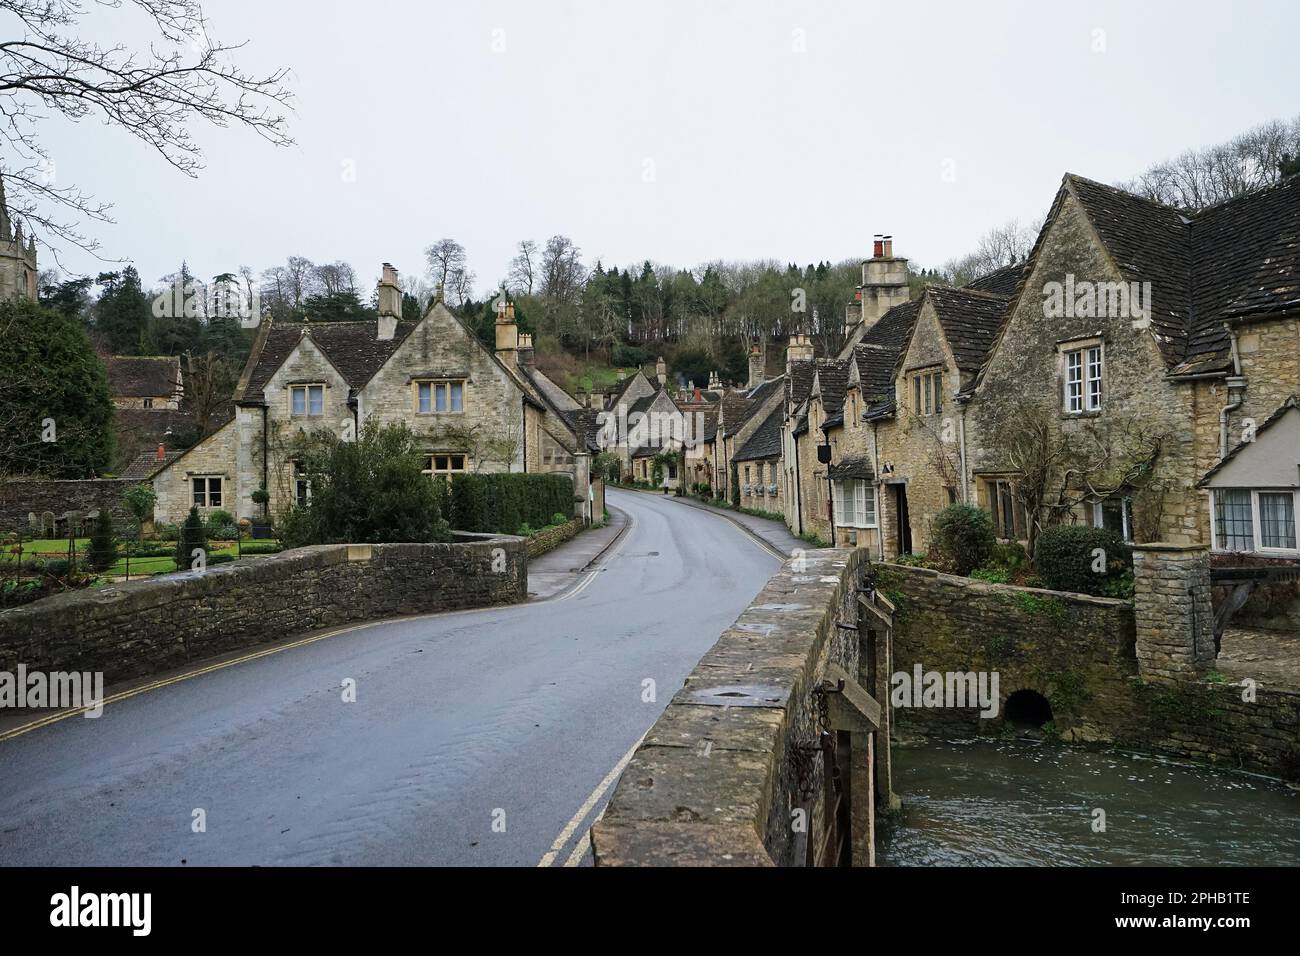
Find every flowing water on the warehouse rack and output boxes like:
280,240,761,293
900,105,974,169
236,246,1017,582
879,739,1300,866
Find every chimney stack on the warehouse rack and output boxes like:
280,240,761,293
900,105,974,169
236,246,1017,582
855,234,910,337
747,343,765,390
655,356,667,387
376,262,401,341
516,330,534,366
786,333,815,373
495,292,519,360
708,370,721,391
156,443,165,461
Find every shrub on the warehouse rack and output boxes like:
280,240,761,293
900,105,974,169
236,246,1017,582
44,558,70,578
156,522,181,542
970,567,1010,584
205,510,238,539
551,512,568,526
86,509,118,572
279,422,451,546
1034,524,1133,596
174,507,208,571
123,484,156,543
931,504,995,576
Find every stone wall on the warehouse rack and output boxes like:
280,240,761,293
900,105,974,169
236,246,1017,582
593,547,887,866
0,534,526,688
0,478,136,535
876,563,1136,740
1132,544,1215,681
880,562,1300,778
525,518,581,558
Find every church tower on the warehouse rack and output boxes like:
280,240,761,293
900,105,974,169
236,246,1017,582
0,177,38,302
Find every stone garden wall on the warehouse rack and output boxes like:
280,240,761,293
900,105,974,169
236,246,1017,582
0,534,527,688
525,518,582,558
0,478,136,535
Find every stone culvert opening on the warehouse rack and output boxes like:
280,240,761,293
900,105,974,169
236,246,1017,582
1003,689,1053,729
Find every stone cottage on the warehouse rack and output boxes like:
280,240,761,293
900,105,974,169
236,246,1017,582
140,264,603,528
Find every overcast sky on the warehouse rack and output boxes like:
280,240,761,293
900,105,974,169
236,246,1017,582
36,0,1300,295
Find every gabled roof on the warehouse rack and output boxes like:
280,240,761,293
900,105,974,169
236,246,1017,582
715,390,750,437
1059,172,1300,375
964,262,1027,297
925,286,1013,374
106,355,180,398
238,319,418,402
1197,395,1300,487
560,406,604,453
811,359,849,418
608,367,653,406
724,375,785,437
732,405,783,462
786,361,817,409
121,447,185,480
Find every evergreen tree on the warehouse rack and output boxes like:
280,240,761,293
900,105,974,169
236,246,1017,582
87,508,118,572
174,507,208,571
94,266,152,353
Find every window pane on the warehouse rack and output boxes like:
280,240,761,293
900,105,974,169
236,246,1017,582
998,482,1015,538
419,382,431,413
450,382,463,412
913,377,921,412
192,478,205,506
435,383,447,412
1087,348,1103,409
1099,499,1125,535
451,455,464,470
933,373,943,413
292,388,306,415
209,478,222,507
864,485,876,525
309,386,323,416
1066,352,1082,412
1260,493,1297,549
1214,490,1254,551
923,375,932,415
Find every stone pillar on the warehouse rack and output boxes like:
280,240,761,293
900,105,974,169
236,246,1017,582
1132,543,1215,682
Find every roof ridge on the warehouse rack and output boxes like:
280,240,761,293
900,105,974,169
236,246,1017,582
1065,171,1189,218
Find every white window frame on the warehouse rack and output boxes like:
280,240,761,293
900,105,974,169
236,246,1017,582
1091,496,1133,542
832,479,878,529
290,383,325,417
1210,488,1300,555
1062,343,1103,414
292,459,311,508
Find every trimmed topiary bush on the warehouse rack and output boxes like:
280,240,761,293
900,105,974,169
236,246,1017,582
1034,524,1132,596
931,504,995,576
448,473,573,535
174,507,208,571
86,509,118,572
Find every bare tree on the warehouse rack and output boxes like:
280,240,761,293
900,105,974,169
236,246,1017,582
939,218,1040,286
0,0,293,261
1117,114,1300,210
508,239,539,296
314,260,358,297
425,238,467,293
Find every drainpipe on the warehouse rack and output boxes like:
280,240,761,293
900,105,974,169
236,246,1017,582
1218,324,1246,459
793,429,803,537
521,396,528,473
957,401,970,504
260,405,268,518
871,419,884,561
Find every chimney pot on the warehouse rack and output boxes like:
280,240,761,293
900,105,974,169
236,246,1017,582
156,443,165,461
873,237,884,258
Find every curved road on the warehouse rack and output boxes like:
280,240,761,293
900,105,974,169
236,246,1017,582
0,490,780,866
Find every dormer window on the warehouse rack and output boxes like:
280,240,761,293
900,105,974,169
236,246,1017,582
290,384,325,417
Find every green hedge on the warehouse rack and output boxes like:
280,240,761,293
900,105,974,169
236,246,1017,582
1034,524,1132,596
449,473,574,535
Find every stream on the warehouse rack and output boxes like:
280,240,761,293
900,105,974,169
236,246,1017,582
878,739,1300,866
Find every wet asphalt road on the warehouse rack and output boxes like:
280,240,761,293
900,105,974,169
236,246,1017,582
0,490,780,866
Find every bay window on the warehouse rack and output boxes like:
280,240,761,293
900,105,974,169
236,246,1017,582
833,480,877,528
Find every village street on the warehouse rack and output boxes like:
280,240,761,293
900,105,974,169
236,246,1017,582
0,490,782,867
